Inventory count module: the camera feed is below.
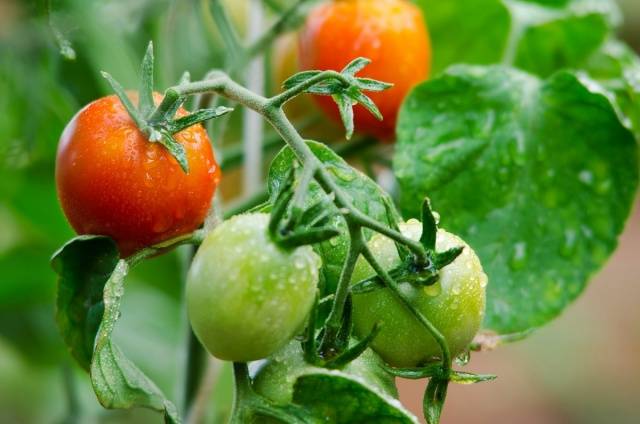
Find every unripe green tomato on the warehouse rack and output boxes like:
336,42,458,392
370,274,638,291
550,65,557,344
253,341,398,405
186,213,321,362
351,219,487,368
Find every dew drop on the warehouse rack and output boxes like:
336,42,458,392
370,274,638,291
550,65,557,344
455,350,470,366
479,273,488,288
509,242,527,270
560,229,577,258
578,170,594,186
423,282,441,297
294,257,306,270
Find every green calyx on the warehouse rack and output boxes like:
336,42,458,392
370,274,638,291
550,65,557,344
101,41,233,173
281,57,393,139
352,198,464,294
268,165,341,249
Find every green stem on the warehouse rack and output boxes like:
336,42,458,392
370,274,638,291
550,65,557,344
360,244,452,376
319,224,363,356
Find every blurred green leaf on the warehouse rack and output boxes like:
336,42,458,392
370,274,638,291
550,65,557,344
52,236,180,422
417,0,620,77
395,65,638,334
293,372,418,423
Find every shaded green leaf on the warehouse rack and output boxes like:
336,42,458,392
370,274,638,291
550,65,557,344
52,236,180,423
293,372,417,423
416,0,619,77
52,236,120,370
395,65,638,334
268,141,398,295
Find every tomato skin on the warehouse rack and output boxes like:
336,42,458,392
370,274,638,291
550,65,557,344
351,220,487,368
298,0,431,140
55,94,220,257
253,341,398,405
186,213,321,362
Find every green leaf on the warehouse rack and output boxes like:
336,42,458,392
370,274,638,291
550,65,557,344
395,65,638,334
90,262,180,424
52,236,180,423
423,377,448,424
416,0,619,77
293,372,418,424
139,41,155,118
268,141,398,294
584,39,640,136
52,236,120,370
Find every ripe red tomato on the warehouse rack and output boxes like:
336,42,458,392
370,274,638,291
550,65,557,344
56,93,220,257
298,0,431,140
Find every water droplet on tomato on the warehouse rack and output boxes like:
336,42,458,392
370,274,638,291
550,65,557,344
423,282,441,297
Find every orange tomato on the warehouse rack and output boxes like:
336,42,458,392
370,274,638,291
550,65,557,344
298,0,431,141
56,94,220,256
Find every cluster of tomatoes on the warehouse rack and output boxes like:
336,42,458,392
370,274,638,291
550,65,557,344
55,0,486,404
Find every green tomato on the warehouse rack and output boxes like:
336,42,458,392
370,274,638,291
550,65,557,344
351,219,487,368
253,341,398,405
187,213,321,362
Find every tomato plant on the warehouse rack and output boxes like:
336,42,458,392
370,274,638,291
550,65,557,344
46,1,640,424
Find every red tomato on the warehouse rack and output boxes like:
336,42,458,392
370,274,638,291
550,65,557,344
56,93,220,256
298,0,431,140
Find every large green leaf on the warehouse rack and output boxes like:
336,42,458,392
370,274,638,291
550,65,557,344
416,0,619,77
292,371,418,424
52,236,180,423
394,65,638,334
268,141,400,294
584,39,640,136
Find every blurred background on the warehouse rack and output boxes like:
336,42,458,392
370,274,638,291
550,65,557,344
0,0,638,423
